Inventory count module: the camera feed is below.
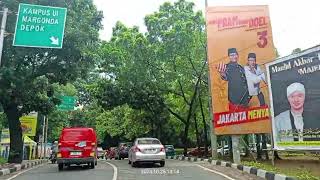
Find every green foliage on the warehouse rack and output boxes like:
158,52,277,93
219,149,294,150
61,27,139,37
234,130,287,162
0,157,7,165
95,104,151,141
47,110,69,142
292,48,302,54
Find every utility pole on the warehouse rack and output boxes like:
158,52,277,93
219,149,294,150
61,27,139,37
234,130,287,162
44,116,48,159
43,116,48,159
0,7,8,66
41,115,45,159
204,0,218,159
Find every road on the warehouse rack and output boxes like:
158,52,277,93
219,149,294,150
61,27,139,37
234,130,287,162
0,159,263,180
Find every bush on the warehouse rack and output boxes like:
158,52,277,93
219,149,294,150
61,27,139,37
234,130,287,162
0,157,7,165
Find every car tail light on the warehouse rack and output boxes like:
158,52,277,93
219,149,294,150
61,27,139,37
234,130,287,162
91,142,96,146
57,153,62,158
134,146,141,152
58,143,61,146
160,147,165,152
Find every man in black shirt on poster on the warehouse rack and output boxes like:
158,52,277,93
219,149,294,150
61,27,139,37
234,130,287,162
217,48,250,112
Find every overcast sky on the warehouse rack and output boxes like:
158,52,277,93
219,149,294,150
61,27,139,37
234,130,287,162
93,0,320,56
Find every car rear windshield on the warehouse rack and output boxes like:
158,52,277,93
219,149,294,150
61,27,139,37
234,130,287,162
138,139,160,144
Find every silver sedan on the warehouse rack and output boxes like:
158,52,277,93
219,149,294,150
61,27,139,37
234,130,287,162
128,138,166,167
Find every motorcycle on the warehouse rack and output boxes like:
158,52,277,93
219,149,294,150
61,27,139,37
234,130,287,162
49,152,57,164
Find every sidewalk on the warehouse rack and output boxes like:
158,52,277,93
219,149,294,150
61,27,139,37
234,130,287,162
0,159,47,176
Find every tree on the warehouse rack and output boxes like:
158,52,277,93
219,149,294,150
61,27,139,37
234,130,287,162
0,0,102,163
144,0,206,155
292,48,302,54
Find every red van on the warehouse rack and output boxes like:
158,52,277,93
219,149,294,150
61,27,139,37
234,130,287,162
57,127,97,170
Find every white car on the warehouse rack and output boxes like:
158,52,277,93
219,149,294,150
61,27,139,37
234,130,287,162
128,138,166,167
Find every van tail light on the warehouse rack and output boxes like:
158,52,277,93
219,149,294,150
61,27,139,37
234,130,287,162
90,152,95,157
134,146,141,152
91,142,96,146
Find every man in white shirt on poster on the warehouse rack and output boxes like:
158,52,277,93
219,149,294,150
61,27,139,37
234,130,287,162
274,82,305,142
244,53,266,106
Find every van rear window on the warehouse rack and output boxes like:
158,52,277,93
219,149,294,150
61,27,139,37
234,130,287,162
61,130,90,141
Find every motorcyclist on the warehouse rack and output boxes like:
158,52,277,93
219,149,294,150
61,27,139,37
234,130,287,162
50,141,58,163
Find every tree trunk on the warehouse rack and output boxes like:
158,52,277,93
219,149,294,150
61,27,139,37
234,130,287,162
4,104,23,163
244,135,250,157
262,134,269,160
228,136,233,159
194,114,201,157
274,150,281,160
198,93,209,157
183,123,190,156
256,134,262,159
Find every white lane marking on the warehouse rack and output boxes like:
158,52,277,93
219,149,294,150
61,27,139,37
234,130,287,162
195,164,236,180
6,164,44,180
105,161,118,180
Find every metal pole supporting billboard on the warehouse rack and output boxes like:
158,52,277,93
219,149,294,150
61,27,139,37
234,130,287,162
0,7,8,66
205,0,218,159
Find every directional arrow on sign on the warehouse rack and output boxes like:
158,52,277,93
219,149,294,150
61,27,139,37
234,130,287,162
50,36,59,45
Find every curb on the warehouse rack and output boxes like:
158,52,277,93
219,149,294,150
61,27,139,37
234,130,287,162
166,155,296,180
0,159,48,176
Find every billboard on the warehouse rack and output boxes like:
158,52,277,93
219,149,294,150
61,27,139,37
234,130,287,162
266,46,320,150
19,112,38,137
206,5,276,135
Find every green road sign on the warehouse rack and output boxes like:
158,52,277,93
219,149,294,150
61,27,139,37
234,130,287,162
13,3,67,48
58,96,76,111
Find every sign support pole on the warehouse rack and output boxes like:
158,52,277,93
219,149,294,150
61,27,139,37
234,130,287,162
232,135,241,164
0,7,8,66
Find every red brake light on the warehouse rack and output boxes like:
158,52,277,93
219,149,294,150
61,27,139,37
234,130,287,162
160,146,165,152
134,146,141,152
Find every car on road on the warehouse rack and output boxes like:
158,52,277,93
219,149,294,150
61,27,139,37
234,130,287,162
57,127,98,171
105,147,117,159
115,142,132,160
97,147,105,159
128,138,166,167
187,147,209,157
164,145,175,157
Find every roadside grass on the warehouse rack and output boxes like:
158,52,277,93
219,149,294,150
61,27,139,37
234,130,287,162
175,148,184,155
0,157,7,165
242,161,320,180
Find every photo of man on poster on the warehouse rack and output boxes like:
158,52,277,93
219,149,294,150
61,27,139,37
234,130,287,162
217,48,250,112
274,82,320,142
244,53,267,106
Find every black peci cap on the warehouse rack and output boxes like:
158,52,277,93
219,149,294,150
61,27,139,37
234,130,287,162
248,53,256,59
228,48,238,56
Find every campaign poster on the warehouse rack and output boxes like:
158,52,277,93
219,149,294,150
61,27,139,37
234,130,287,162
266,46,320,150
19,112,38,137
206,5,276,135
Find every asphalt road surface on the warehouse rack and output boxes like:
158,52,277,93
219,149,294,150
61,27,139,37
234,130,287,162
1,159,263,180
